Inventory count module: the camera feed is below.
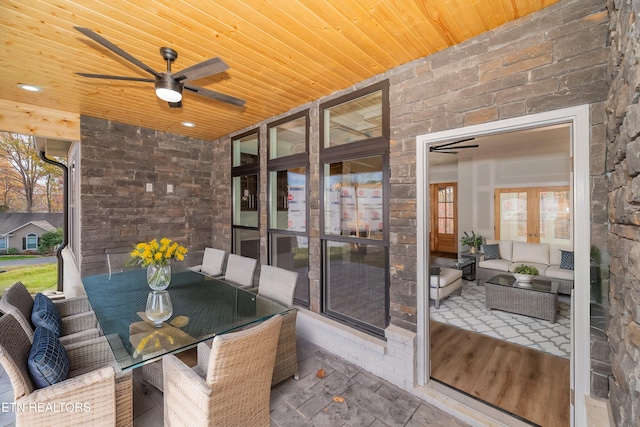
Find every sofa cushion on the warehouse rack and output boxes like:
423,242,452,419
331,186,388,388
482,244,500,260
478,259,512,272
560,250,574,270
31,293,62,337
486,239,513,261
430,268,462,288
549,244,573,266
508,262,548,276
546,265,574,281
28,326,70,388
512,241,550,265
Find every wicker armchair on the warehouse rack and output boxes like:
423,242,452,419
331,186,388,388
162,314,282,427
0,313,133,427
188,247,227,277
0,282,100,346
219,254,257,288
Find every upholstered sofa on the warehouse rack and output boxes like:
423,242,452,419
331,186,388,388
476,239,574,295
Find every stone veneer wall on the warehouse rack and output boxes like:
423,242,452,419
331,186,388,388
605,0,640,424
79,116,217,276
213,0,610,332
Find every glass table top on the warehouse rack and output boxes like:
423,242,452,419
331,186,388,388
83,269,290,370
485,274,559,294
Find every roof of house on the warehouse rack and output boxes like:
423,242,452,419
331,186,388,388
0,213,63,236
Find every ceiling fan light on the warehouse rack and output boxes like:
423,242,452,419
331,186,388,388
155,76,183,103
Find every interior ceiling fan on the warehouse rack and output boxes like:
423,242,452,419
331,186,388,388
73,27,246,109
429,138,479,154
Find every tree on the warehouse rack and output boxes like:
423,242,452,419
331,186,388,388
39,228,63,254
0,132,64,212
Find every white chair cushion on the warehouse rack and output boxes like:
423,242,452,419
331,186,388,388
512,241,549,265
430,268,462,288
478,259,512,271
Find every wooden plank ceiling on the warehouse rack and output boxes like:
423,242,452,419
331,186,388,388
0,0,559,141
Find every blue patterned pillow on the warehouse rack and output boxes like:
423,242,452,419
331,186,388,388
28,326,69,388
31,293,62,337
560,250,574,270
482,244,500,260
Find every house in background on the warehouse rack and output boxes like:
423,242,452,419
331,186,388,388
0,213,63,254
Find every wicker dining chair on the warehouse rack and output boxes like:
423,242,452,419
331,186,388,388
189,247,227,277
0,313,133,427
107,252,141,279
252,265,299,385
0,281,100,346
162,314,283,427
220,254,257,287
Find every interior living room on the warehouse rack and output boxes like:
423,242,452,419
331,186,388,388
0,0,637,426
427,124,575,426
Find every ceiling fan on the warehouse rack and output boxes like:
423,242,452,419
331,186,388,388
73,27,246,108
429,138,479,154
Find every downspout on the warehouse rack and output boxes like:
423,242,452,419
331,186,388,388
38,151,67,292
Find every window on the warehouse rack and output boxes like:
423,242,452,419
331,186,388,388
495,186,571,245
25,233,38,251
267,111,310,305
320,81,389,337
0,237,6,253
231,130,260,260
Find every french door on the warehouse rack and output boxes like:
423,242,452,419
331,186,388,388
494,186,570,245
430,183,457,254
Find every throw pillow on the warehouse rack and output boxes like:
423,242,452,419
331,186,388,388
31,293,62,337
482,244,500,260
560,250,574,270
28,326,70,388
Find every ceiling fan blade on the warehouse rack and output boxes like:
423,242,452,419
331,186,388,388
431,138,476,150
74,27,161,78
168,101,182,108
75,73,155,82
184,84,246,107
172,57,230,82
432,144,479,150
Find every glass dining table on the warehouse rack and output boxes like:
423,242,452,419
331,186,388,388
82,269,290,371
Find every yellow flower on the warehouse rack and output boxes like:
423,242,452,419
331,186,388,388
129,237,188,267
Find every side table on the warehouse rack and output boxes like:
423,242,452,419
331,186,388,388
459,252,482,282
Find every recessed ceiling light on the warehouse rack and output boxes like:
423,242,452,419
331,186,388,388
181,121,196,128
17,84,42,92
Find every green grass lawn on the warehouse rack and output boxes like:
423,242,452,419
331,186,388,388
0,255,37,262
0,264,58,297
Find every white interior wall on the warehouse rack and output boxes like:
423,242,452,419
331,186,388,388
430,149,570,252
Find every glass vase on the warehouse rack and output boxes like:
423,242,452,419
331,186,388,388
147,264,171,290
145,291,173,327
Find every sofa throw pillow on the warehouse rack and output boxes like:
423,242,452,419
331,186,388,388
28,326,70,388
31,293,62,337
482,244,500,260
560,250,574,270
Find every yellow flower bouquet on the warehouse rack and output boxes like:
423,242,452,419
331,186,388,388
129,238,188,290
129,238,188,267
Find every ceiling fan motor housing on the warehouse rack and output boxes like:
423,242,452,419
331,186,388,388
155,73,183,103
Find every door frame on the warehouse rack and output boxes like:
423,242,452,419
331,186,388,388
416,105,590,426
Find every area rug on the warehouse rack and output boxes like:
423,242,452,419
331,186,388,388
430,281,571,358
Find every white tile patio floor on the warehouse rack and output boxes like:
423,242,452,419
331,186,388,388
0,337,470,427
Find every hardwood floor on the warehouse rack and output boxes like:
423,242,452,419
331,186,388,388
430,320,570,427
